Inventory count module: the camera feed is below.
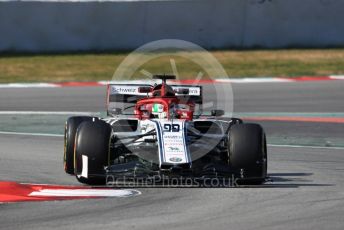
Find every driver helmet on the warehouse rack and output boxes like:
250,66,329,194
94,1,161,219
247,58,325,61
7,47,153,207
151,103,167,119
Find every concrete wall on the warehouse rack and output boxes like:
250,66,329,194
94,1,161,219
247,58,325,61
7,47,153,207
0,0,344,52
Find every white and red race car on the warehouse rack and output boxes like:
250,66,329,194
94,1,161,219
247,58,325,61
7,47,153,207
63,75,267,186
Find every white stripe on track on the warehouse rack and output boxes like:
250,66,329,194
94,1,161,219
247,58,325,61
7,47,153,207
29,189,140,198
216,78,294,83
1,76,344,88
0,111,97,115
330,75,344,80
0,131,63,137
268,144,344,150
0,83,59,88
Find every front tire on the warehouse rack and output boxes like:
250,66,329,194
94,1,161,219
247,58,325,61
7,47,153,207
74,120,112,185
63,116,94,174
228,123,267,183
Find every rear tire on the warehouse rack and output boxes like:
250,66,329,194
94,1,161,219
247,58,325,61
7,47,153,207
228,123,267,183
74,120,112,185
63,116,94,175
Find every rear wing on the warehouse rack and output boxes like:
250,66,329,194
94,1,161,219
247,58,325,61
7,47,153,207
106,84,203,116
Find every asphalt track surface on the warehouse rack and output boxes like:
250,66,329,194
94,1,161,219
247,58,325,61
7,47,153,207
1,81,344,230
0,81,343,112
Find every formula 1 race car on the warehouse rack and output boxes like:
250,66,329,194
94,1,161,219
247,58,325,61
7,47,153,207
63,75,267,186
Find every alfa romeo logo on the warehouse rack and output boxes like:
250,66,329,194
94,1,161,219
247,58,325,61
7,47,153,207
169,157,183,163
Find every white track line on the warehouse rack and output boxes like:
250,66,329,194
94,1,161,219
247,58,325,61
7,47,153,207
216,78,293,83
0,131,63,137
0,76,344,88
330,75,344,80
29,189,140,198
268,144,344,150
0,83,59,88
0,111,97,115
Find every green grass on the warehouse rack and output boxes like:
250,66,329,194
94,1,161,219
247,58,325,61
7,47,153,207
1,49,344,83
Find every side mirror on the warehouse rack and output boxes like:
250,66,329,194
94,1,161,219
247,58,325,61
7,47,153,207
175,88,189,95
211,109,224,117
138,86,152,93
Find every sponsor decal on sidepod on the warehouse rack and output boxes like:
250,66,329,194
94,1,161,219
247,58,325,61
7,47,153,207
169,157,183,163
